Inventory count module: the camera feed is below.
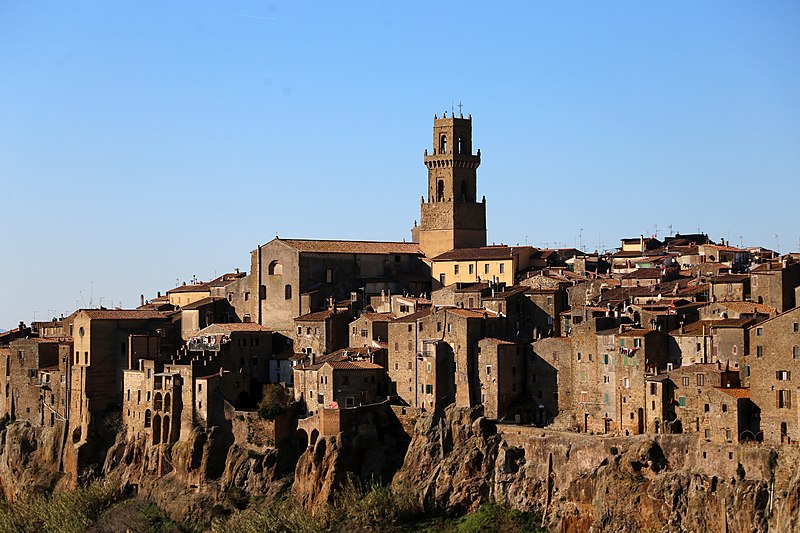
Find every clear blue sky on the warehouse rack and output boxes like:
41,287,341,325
1,1,798,328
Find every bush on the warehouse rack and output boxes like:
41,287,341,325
258,384,291,420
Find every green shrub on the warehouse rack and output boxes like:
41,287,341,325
258,384,291,420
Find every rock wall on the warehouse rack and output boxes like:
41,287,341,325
393,406,800,532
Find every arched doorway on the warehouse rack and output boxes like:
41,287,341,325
152,414,162,445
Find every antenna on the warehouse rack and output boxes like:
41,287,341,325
90,281,94,308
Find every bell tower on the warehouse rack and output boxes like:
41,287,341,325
413,113,487,258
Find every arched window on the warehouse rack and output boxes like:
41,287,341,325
144,409,151,428
440,135,447,154
154,392,163,411
152,414,162,444
457,136,463,154
164,393,171,411
436,180,445,202
285,284,292,300
757,296,764,304
268,260,283,275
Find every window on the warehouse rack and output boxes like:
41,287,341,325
468,297,474,308
725,429,732,442
454,265,459,275
425,384,433,394
704,403,710,413
650,383,657,395
757,345,764,358
486,365,491,375
696,374,705,387
624,378,630,388
778,389,791,409
722,404,728,413
580,391,588,403
678,396,686,407
326,268,334,283
777,370,791,381
704,429,710,439
484,264,490,275
794,323,799,333
589,353,593,362
427,362,432,373
756,327,763,336
604,375,610,384
259,285,267,300
447,323,452,333
440,134,447,154
439,273,446,286
408,325,412,332
499,264,505,274
394,342,399,351
794,346,800,359
682,376,689,387
581,371,587,382
244,292,250,301
284,284,292,299
633,338,642,348
407,340,413,351
468,264,474,275
603,353,609,364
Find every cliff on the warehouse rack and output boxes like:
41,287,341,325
393,406,800,532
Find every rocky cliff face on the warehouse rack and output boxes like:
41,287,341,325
393,406,800,533
3,406,800,532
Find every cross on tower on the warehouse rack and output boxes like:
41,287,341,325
458,101,463,115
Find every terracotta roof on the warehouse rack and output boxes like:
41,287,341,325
432,245,535,261
167,283,211,294
481,337,520,345
621,268,666,279
297,359,384,371
446,308,498,319
713,301,776,315
276,238,422,255
79,309,167,320
714,387,749,399
358,312,395,322
392,308,434,323
10,337,71,344
296,309,348,322
671,318,753,335
196,323,271,335
180,297,226,310
709,274,750,284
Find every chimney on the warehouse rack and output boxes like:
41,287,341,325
640,234,644,252
157,291,162,298
140,294,145,306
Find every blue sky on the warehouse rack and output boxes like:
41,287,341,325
1,1,798,327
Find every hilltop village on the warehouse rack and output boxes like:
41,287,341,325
2,114,800,485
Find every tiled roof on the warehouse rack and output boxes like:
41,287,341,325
714,301,776,315
277,238,422,255
714,387,749,399
167,283,211,294
621,268,665,279
79,309,167,320
446,308,498,319
709,274,749,284
180,297,225,310
671,319,753,335
196,323,271,335
296,309,348,322
432,245,535,261
358,312,395,322
297,359,384,371
392,308,434,323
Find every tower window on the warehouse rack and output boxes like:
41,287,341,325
440,134,447,154
436,180,445,202
458,136,463,154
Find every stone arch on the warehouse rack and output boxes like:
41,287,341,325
164,392,171,412
296,429,309,456
163,414,171,444
144,409,152,428
154,392,163,411
268,260,283,276
152,414,162,445
310,429,320,446
440,134,447,154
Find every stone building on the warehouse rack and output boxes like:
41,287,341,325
294,309,350,359
249,238,428,334
412,114,487,259
744,306,800,444
750,257,800,312
529,336,573,426
387,307,508,411
699,300,776,321
348,312,393,349
293,359,387,415
669,318,756,369
430,246,537,287
2,337,72,428
368,293,432,318
709,274,751,303
477,338,526,419
67,309,173,447
645,363,750,443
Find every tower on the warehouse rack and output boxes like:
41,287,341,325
413,113,487,258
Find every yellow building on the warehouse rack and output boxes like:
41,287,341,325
431,246,537,287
